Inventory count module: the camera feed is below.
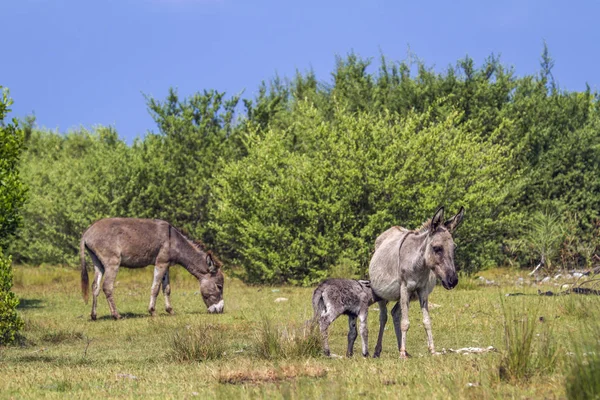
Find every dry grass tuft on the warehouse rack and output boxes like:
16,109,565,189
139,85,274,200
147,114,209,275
169,323,228,362
252,314,322,359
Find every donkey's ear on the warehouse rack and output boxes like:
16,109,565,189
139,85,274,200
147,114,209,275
444,206,464,233
430,207,444,235
206,254,218,274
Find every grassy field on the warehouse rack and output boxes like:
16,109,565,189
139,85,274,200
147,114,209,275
1,265,599,399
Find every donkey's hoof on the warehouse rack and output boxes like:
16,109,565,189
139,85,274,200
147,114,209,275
112,314,122,320
91,314,97,321
399,351,412,359
166,308,174,315
373,352,381,359
362,352,370,358
149,309,156,317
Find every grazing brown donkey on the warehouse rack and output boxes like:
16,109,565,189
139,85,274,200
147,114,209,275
369,206,464,358
81,218,224,320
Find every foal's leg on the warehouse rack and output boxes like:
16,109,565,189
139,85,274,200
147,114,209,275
161,268,174,315
101,259,121,320
373,300,388,358
149,264,168,317
398,283,411,358
319,313,336,357
89,253,104,321
358,308,369,357
418,290,438,355
346,314,358,358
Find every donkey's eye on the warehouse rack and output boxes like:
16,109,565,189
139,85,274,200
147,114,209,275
433,246,443,253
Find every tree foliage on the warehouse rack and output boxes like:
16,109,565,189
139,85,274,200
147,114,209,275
0,87,26,344
9,49,600,284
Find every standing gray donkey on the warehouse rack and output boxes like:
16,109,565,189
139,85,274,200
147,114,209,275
312,278,378,357
369,206,464,358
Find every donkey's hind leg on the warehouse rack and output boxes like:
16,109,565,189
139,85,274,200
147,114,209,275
89,253,104,321
161,268,174,315
373,300,388,358
346,314,358,357
319,312,337,357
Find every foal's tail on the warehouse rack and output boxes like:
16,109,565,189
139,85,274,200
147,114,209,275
80,239,89,304
310,284,327,327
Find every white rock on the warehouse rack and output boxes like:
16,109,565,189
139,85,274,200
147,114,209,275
274,297,288,303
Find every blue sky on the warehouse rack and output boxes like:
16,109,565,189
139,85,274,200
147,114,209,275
1,0,599,143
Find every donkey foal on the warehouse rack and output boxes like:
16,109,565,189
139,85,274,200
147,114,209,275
312,279,377,357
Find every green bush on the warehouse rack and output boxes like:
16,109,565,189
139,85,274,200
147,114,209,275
8,49,600,283
210,102,515,283
0,87,26,344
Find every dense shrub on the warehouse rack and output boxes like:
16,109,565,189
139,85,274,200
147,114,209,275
8,49,600,283
0,87,26,344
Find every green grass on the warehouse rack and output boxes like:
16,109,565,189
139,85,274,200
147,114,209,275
1,265,599,399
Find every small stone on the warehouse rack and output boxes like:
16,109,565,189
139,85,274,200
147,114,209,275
541,277,551,284
274,297,288,303
116,373,137,380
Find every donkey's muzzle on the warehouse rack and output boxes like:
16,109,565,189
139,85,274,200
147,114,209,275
442,275,458,290
207,300,224,314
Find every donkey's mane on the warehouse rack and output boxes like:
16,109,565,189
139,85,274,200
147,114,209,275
417,218,433,233
174,226,223,268
416,218,448,234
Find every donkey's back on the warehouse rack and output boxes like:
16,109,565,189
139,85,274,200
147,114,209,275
82,218,171,268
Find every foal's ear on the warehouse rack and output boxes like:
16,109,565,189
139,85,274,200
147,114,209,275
206,253,218,274
444,206,465,233
430,206,445,235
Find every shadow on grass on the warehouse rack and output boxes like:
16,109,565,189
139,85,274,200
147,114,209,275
17,354,94,366
17,298,44,309
93,312,149,321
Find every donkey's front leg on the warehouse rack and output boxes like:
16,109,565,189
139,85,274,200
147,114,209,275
373,300,388,358
398,283,411,359
102,262,121,320
161,268,174,315
418,290,438,355
149,264,168,317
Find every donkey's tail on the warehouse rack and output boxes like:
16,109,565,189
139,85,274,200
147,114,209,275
310,284,327,326
80,238,89,304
